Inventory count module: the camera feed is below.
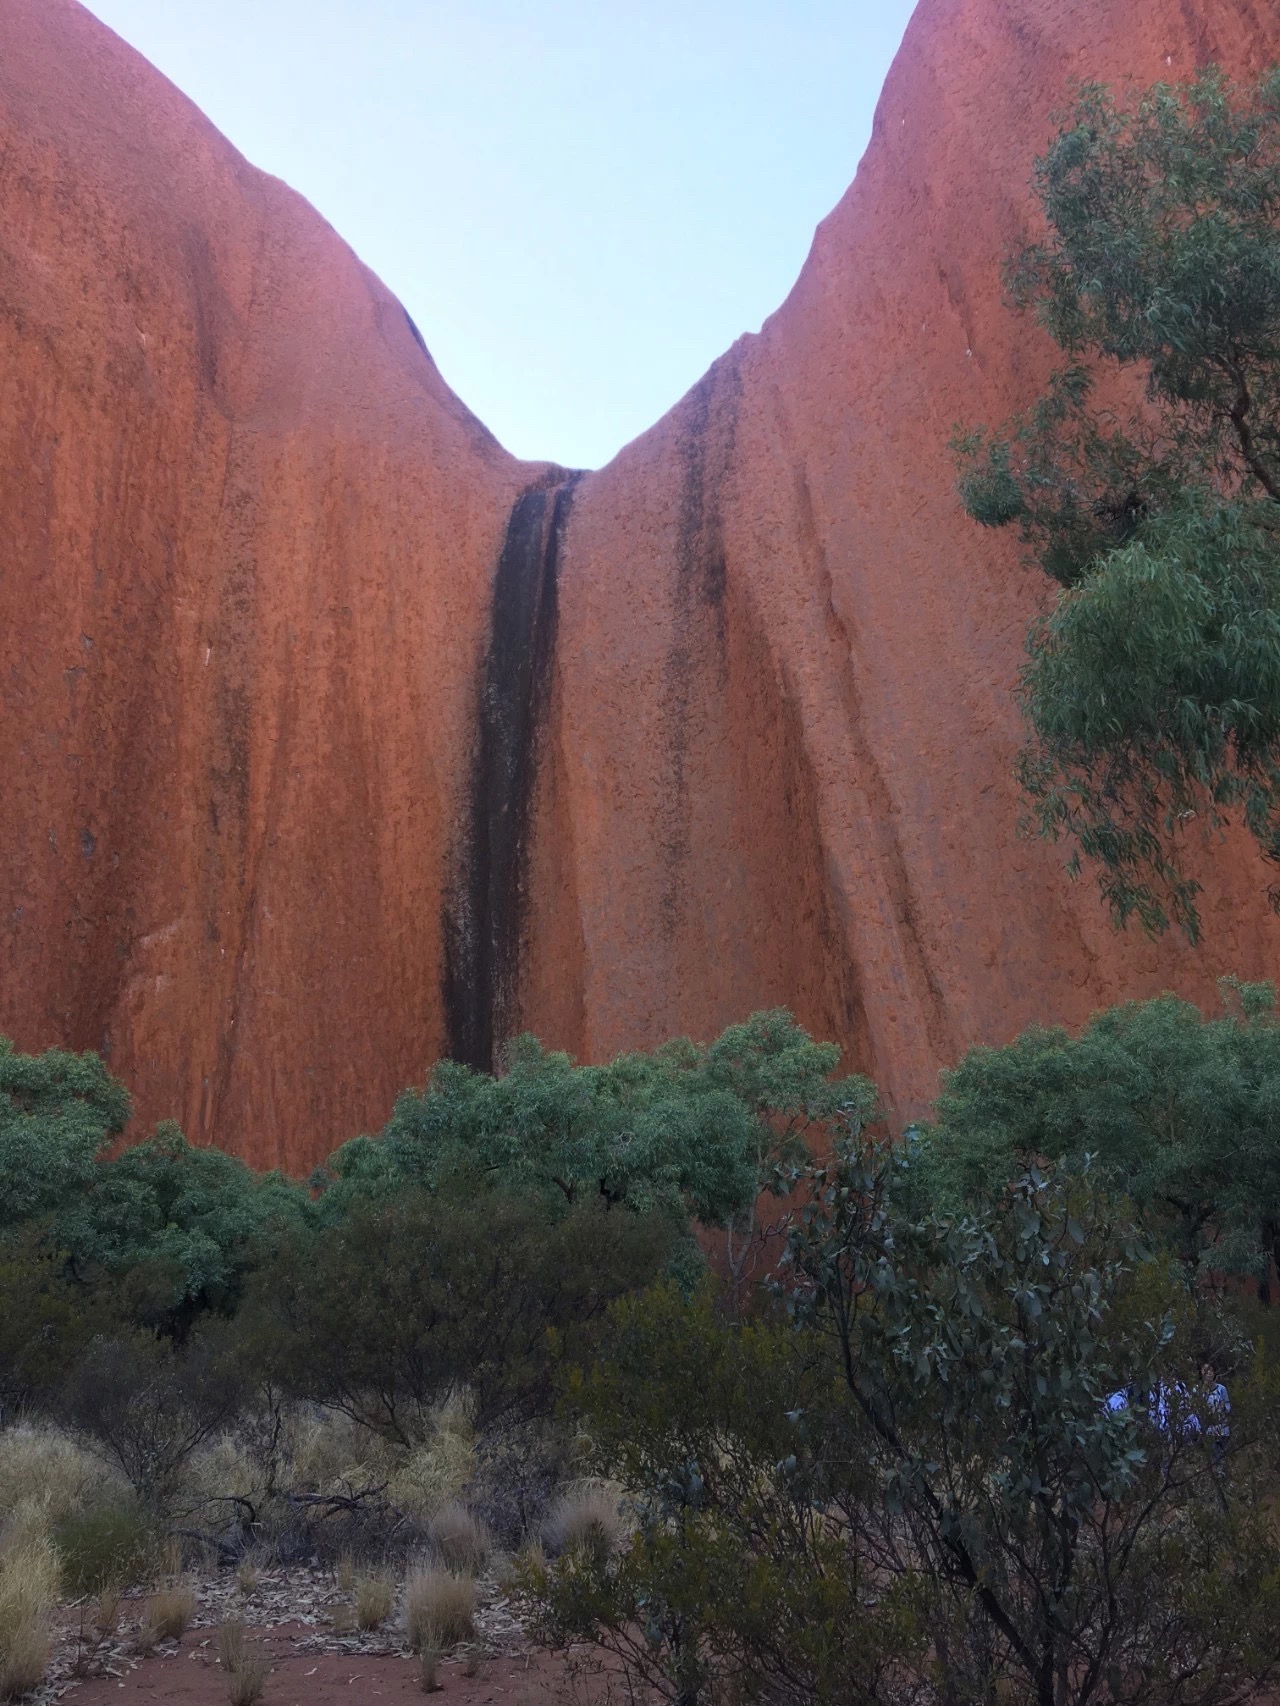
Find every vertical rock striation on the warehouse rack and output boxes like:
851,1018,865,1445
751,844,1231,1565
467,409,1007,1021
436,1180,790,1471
518,0,1280,1124
445,474,581,1071
0,0,1278,1165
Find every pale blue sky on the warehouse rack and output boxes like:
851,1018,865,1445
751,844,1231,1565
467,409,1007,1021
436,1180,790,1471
83,1,917,468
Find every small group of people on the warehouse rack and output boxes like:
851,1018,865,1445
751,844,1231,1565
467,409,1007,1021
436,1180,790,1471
1105,1367,1231,1466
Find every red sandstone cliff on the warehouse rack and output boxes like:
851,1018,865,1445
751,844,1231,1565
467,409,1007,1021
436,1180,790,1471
524,0,1280,1128
1,0,1278,1168
0,0,544,1166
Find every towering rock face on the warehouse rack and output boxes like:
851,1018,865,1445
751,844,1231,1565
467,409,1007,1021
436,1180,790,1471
523,0,1280,1127
0,0,543,1167
1,0,1278,1168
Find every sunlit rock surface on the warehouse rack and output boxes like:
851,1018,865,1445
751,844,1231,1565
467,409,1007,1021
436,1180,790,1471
2,0,1277,1166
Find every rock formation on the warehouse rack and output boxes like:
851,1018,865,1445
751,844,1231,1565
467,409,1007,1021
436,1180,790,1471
1,0,1278,1169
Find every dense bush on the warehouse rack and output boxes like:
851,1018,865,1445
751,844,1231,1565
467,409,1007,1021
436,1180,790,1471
0,1038,129,1233
534,1130,1280,1706
6,998,1280,1704
57,1122,312,1331
58,1328,244,1511
913,981,1280,1289
317,1012,870,1266
245,1191,674,1445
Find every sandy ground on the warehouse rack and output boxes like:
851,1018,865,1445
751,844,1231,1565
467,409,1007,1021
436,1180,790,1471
39,1568,615,1706
65,1635,578,1706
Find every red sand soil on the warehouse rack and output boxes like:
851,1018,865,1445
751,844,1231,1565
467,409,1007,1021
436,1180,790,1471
2,0,1280,1168
67,1638,581,1706
51,1588,623,1706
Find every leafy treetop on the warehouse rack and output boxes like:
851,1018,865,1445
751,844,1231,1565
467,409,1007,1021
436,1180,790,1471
955,69,1280,938
913,980,1280,1291
317,1010,870,1237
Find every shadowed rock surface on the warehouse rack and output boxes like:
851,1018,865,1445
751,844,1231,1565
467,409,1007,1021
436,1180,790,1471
1,0,1278,1167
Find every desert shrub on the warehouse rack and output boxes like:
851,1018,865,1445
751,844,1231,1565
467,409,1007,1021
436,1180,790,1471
58,1328,242,1510
54,1502,157,1595
534,1134,1280,1706
247,1193,673,1446
0,1423,122,1526
145,1583,197,1642
0,1508,59,1700
217,1619,269,1706
0,1232,107,1413
539,1483,625,1568
403,1563,476,1652
467,1420,574,1549
355,1571,394,1631
320,1017,871,1312
425,1502,490,1573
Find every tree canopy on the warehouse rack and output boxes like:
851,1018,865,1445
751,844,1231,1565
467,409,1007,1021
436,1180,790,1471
913,980,1280,1291
956,69,1280,938
316,1010,870,1245
0,1036,131,1231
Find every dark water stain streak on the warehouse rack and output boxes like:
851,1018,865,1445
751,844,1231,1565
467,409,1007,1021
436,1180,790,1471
444,472,582,1070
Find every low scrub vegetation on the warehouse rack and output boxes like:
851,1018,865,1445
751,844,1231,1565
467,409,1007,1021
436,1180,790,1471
6,994,1280,1702
403,1562,476,1652
217,1619,270,1706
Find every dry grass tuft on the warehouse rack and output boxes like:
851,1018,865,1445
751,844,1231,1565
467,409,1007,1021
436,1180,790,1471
0,1425,121,1529
426,1502,491,1573
0,1506,59,1700
355,1572,394,1631
0,1616,50,1701
218,1619,270,1706
541,1484,626,1564
389,1419,476,1524
335,1551,356,1595
403,1564,476,1653
145,1584,197,1643
418,1643,442,1693
95,1586,122,1635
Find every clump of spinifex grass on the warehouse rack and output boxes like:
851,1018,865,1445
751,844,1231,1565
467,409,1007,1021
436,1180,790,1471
217,1619,270,1706
404,1563,476,1652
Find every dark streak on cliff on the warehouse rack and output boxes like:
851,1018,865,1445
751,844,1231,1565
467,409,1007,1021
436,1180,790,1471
444,472,582,1071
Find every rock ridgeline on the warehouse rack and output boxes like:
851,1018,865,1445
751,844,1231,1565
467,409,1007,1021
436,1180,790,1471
1,0,1277,1168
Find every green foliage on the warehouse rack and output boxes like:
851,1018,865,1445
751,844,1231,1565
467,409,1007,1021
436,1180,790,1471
246,1192,673,1446
916,981,1280,1288
955,69,1280,936
53,1503,156,1595
56,1122,312,1327
538,1133,1280,1706
318,1012,869,1256
0,1038,130,1232
785,1137,1280,1705
533,1285,925,1705
1018,502,1280,938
